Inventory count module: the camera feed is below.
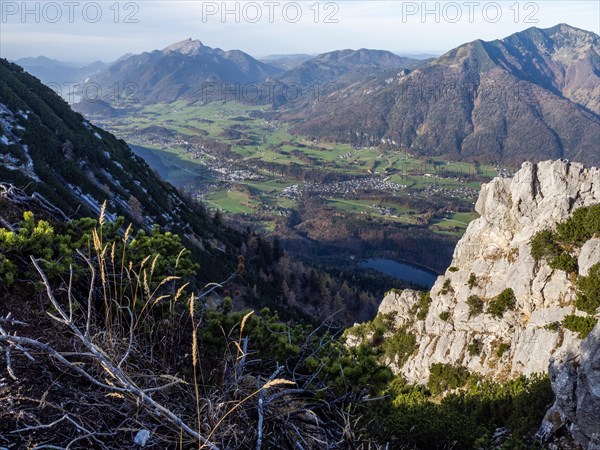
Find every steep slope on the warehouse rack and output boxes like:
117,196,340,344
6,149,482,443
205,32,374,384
484,23,600,114
358,160,600,384
0,58,243,281
89,39,283,104
292,25,600,166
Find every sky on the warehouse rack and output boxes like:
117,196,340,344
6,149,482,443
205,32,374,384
1,1,599,63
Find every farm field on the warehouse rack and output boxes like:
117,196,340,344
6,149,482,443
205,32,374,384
96,101,502,237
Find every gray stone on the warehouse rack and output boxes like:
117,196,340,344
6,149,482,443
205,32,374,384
542,322,600,449
579,238,600,277
369,160,600,384
134,429,151,447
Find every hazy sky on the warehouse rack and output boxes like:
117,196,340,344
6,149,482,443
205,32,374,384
1,1,599,62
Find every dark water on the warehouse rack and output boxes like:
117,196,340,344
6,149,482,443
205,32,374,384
359,258,439,288
129,144,207,187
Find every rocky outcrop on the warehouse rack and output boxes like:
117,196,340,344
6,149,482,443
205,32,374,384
579,239,600,276
373,160,600,383
539,322,600,449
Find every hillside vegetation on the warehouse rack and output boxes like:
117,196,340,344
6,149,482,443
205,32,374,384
0,199,557,449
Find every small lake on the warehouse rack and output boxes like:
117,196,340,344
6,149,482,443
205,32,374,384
359,258,439,289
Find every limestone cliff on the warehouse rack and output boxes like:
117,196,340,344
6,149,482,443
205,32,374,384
539,321,600,449
373,160,600,384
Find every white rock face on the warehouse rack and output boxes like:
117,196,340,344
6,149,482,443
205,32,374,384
376,160,600,384
377,290,420,328
579,239,600,276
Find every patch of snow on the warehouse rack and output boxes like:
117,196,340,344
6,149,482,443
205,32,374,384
0,104,16,135
101,169,123,189
66,183,117,223
0,105,39,181
20,145,40,181
94,132,102,139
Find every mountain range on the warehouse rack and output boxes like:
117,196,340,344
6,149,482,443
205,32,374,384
89,39,283,104
15,24,600,168
84,43,425,106
14,56,109,97
291,24,600,166
259,53,314,70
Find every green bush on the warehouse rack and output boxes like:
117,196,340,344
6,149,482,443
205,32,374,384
576,263,600,314
487,289,516,318
583,203,600,236
563,315,598,339
381,374,553,449
496,342,510,357
449,266,459,272
439,310,451,321
0,211,197,310
530,230,560,262
549,253,578,273
428,363,472,395
382,328,417,364
530,205,600,271
467,295,484,318
544,322,561,332
0,253,17,286
440,279,453,295
346,315,416,365
413,291,431,320
467,273,478,289
556,203,600,245
468,340,482,356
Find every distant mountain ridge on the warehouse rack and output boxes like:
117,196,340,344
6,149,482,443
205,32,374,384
84,43,428,107
90,38,284,104
260,54,315,70
291,24,600,167
15,56,108,99
481,23,600,114
274,48,427,87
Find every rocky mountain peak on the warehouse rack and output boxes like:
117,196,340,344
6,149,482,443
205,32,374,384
369,160,600,384
162,38,204,55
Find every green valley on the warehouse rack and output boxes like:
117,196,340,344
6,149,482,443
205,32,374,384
90,100,499,273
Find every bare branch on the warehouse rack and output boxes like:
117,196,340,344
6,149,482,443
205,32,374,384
0,324,35,362
0,313,27,326
76,250,96,337
27,256,220,450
